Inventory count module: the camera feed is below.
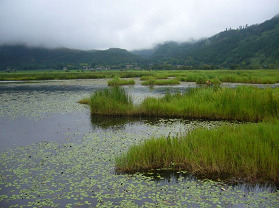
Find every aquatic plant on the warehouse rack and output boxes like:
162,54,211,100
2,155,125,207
1,69,279,84
90,87,133,115
138,86,279,122
141,78,180,86
78,98,90,104
108,76,135,86
116,121,279,184
85,86,279,122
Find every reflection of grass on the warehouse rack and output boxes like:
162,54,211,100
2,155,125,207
116,121,279,184
85,86,279,122
108,76,135,86
90,115,139,129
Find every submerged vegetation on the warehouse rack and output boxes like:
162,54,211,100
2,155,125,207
108,76,135,86
116,121,279,184
88,86,279,122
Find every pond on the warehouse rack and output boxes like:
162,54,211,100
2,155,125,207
0,79,278,207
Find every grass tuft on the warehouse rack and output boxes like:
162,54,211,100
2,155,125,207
108,76,135,86
82,86,279,122
141,78,180,86
116,121,279,184
137,86,279,122
78,98,90,104
89,87,133,115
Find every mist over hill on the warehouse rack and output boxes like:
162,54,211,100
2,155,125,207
1,15,278,70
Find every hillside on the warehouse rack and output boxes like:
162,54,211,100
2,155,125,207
146,14,279,68
0,15,278,70
0,46,143,70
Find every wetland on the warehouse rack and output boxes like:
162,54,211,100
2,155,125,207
0,78,279,207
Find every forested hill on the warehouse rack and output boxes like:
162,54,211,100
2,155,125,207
0,15,278,70
142,14,279,68
0,46,143,70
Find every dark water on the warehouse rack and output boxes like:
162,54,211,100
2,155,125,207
0,80,278,207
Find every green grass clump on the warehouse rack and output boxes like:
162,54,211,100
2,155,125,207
78,98,90,104
141,78,180,86
89,87,133,115
116,121,279,184
108,76,135,86
83,86,279,122
138,86,279,122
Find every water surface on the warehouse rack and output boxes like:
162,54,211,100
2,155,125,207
0,79,278,207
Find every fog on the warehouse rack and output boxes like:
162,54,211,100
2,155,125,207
0,0,278,50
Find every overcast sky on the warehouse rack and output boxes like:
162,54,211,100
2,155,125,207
0,0,278,51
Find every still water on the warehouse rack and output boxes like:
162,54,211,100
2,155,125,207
0,79,278,207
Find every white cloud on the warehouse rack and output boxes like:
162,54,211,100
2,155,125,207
0,0,278,50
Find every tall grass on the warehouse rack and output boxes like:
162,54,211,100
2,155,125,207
108,76,135,86
89,87,133,115
138,86,279,122
116,121,279,184
86,86,279,122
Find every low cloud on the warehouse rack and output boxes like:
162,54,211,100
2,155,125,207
0,0,278,50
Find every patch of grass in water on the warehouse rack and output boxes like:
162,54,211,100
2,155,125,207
77,98,90,104
82,86,279,122
138,86,279,122
89,87,134,115
116,121,279,185
108,76,135,86
141,78,180,86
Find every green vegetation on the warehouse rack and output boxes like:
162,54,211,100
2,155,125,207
149,15,279,68
139,86,279,121
0,45,143,70
116,121,279,184
140,75,168,80
89,87,133,115
88,86,279,122
78,98,90,104
1,69,279,84
86,85,279,184
108,76,135,86
141,78,180,86
1,16,279,70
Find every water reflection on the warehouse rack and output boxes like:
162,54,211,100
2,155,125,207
90,115,140,129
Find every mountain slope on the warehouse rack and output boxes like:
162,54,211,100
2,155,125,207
1,15,278,70
149,15,279,67
0,46,143,70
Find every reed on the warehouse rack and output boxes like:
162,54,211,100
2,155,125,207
116,121,279,184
